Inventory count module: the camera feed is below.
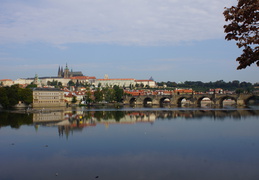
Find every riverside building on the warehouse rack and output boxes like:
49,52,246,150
32,88,66,108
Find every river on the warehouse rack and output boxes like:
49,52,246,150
1,106,259,180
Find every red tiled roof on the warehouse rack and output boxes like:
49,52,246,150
0,79,13,81
174,89,193,93
98,78,135,81
135,80,154,82
70,76,96,80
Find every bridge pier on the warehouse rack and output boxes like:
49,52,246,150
236,99,245,107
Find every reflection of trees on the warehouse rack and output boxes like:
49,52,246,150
2,109,259,129
79,110,259,121
0,112,33,128
64,110,259,123
114,111,124,121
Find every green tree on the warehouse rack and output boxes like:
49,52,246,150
47,80,58,86
0,85,33,109
236,88,244,94
103,87,115,102
26,84,37,88
223,0,259,69
18,88,33,104
113,85,124,102
94,88,103,102
58,82,63,87
6,85,19,107
85,90,93,104
71,96,77,104
0,87,9,108
75,80,80,87
67,80,75,86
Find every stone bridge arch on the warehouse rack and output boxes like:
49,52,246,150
217,96,237,107
196,96,213,107
129,97,137,105
124,93,259,107
159,97,171,106
243,95,259,106
143,97,153,106
175,96,194,107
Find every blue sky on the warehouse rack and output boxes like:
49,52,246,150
0,0,258,83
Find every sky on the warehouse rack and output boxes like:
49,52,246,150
0,0,258,83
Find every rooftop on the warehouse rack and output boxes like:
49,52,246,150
33,88,63,91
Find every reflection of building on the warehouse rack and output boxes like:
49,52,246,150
33,88,66,107
29,109,259,140
33,112,64,122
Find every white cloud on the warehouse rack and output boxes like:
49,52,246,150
0,0,236,45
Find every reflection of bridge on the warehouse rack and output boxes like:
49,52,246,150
123,93,259,107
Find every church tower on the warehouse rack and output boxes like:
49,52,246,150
33,74,42,87
58,66,62,77
61,66,64,77
64,63,70,78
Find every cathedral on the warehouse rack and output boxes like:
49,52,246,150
58,64,84,78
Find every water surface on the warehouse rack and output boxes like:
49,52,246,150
1,107,259,180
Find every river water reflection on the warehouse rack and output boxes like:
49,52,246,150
1,107,259,180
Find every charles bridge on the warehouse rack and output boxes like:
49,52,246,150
123,93,259,107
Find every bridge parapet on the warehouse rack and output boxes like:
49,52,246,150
123,93,258,107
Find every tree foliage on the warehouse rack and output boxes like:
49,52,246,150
85,90,93,104
19,88,33,104
91,86,124,103
223,0,259,69
103,87,115,102
0,112,33,129
0,87,9,108
67,80,75,87
71,96,77,104
94,88,103,102
0,85,33,109
156,80,254,92
113,85,124,102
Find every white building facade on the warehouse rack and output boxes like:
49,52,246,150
96,79,136,87
33,88,66,107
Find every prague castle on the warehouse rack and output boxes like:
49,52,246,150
1,64,156,88
58,64,83,78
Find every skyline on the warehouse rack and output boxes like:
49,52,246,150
0,0,258,83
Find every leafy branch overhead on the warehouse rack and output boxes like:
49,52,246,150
223,0,259,69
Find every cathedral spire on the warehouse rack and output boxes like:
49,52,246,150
58,66,61,77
